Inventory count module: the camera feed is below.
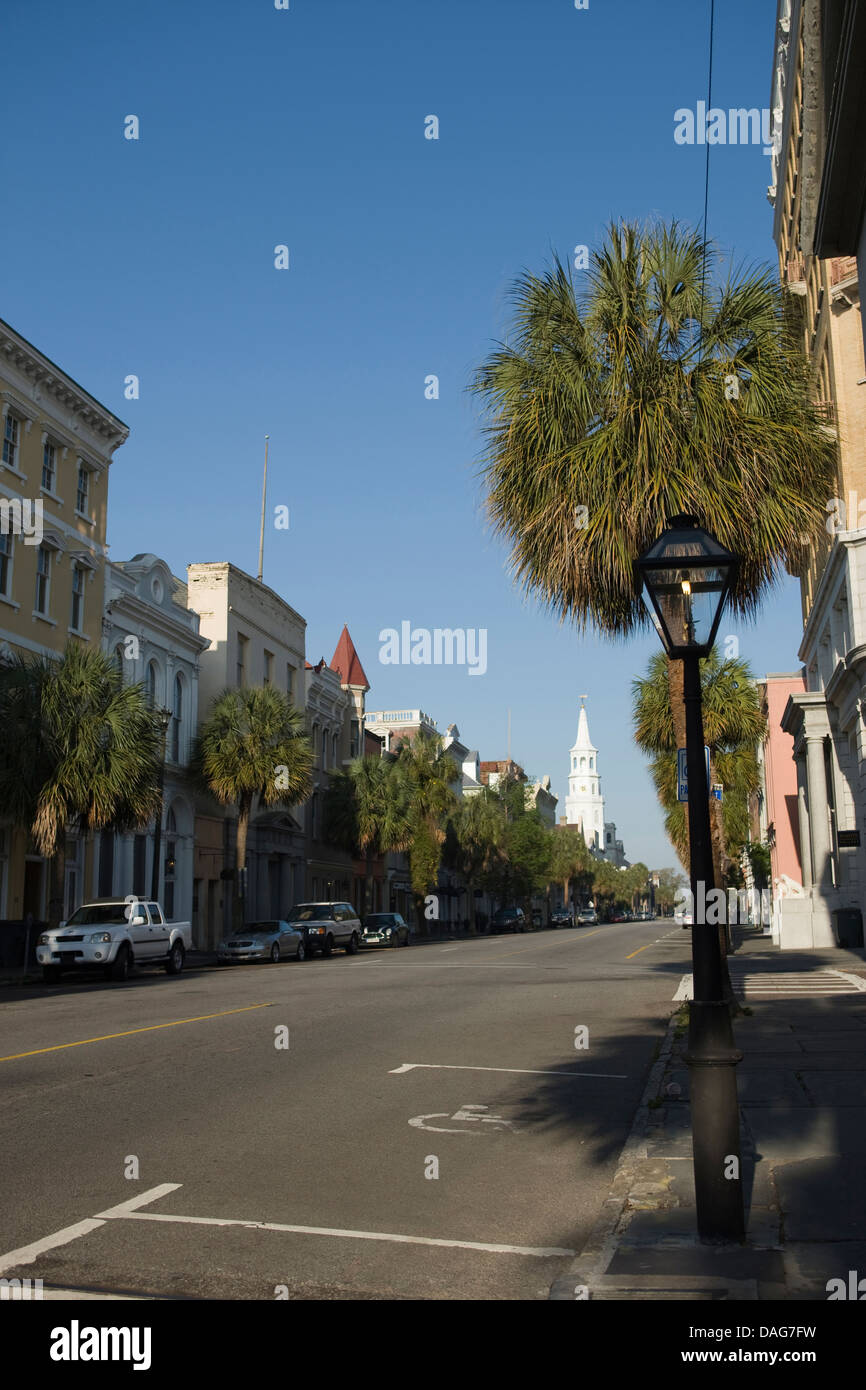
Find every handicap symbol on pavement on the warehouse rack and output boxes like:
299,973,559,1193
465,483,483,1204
408,1103,522,1135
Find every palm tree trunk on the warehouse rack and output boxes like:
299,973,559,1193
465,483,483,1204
413,890,428,938
48,846,65,929
234,805,250,929
468,883,477,934
365,845,374,914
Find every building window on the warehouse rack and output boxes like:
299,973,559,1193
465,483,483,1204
70,563,85,631
286,664,294,701
312,723,320,767
333,733,339,766
321,728,328,768
236,633,247,687
0,533,12,597
2,414,20,470
171,673,182,762
42,441,57,492
35,545,51,615
76,464,90,515
350,719,359,758
263,650,273,686
311,793,319,839
146,660,159,707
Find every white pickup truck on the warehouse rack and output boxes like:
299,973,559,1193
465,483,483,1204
36,898,192,983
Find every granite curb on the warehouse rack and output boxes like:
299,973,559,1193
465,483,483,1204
549,1004,682,1299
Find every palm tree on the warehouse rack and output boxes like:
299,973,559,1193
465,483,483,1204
548,825,592,910
390,730,459,934
0,643,163,925
633,647,764,876
323,756,411,913
634,646,764,982
192,686,313,926
453,790,506,933
471,219,833,979
471,220,833,747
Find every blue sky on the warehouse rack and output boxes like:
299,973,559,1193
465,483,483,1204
2,0,793,870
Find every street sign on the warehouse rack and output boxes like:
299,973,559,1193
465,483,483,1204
677,746,711,803
711,784,723,802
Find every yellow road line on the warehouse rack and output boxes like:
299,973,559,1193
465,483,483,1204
625,943,653,959
0,1003,274,1063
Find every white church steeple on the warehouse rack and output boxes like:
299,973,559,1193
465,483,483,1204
565,696,605,850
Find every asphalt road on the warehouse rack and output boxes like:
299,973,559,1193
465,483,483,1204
0,919,689,1300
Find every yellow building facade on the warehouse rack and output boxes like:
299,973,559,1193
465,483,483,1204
0,317,128,925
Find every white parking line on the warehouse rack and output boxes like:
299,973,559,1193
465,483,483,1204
0,1181,576,1273
94,1184,183,1219
0,1220,106,1276
389,1062,627,1079
112,1209,575,1258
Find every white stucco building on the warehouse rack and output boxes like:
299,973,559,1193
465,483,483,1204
100,554,209,922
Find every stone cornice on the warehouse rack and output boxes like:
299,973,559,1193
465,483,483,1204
781,689,831,750
799,532,866,662
105,591,210,655
0,319,128,451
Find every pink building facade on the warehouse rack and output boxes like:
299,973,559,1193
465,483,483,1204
760,674,805,893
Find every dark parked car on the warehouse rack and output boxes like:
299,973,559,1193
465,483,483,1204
492,907,526,934
362,912,411,948
531,909,543,929
551,907,575,928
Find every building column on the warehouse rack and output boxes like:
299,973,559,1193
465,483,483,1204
805,736,833,890
796,757,812,890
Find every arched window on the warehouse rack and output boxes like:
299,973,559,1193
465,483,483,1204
171,673,183,762
312,723,320,767
321,727,328,768
146,660,159,708
580,757,586,770
333,733,339,766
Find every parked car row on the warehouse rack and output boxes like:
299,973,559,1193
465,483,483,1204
218,904,413,964
37,893,658,987
489,903,654,932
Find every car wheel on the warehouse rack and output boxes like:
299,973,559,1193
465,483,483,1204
346,932,359,955
401,931,410,947
111,945,131,982
270,943,280,964
295,941,306,961
390,931,399,948
42,964,62,983
323,934,334,958
166,942,185,975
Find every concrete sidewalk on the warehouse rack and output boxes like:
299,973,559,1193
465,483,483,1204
551,930,866,1300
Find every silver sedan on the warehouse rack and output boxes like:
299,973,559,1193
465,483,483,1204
217,920,306,964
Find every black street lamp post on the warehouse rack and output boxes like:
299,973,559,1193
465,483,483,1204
151,707,172,903
637,516,745,1243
